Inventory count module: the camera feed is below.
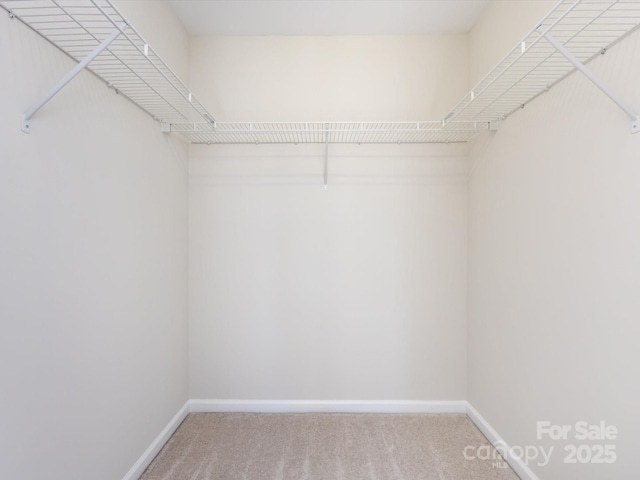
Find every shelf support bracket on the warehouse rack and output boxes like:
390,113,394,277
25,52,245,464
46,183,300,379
324,123,329,190
21,23,127,134
537,27,640,134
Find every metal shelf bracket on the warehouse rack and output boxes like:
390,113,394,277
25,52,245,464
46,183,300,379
21,22,127,134
324,123,329,190
537,26,640,134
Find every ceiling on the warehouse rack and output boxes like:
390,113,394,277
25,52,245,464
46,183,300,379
168,0,489,36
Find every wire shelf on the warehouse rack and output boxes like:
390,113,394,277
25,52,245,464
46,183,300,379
3,0,639,141
170,121,482,144
445,0,640,124
0,0,215,124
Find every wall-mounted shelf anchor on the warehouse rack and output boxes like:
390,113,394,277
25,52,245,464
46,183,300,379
324,123,329,190
20,23,127,133
537,26,640,135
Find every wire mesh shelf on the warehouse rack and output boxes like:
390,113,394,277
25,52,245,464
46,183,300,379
170,121,482,144
445,0,640,124
0,0,215,124
3,0,639,141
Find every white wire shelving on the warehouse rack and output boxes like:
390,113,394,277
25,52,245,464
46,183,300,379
170,121,481,145
3,0,640,142
445,0,640,128
0,0,215,130
168,0,640,142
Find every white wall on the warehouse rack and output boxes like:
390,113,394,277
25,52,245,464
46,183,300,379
190,34,468,121
189,143,468,400
0,2,189,479
187,34,471,401
9,0,640,477
116,0,190,82
468,0,556,86
467,5,640,479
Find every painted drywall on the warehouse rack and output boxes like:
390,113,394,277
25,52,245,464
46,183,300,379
189,34,469,122
189,144,468,400
0,2,189,479
467,13,640,480
116,0,190,81
468,0,556,86
187,33,470,401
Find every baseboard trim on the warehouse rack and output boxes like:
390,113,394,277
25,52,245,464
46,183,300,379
189,399,467,414
121,401,190,480
465,402,539,480
123,400,537,480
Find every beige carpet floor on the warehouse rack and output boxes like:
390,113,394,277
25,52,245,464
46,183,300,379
140,413,520,480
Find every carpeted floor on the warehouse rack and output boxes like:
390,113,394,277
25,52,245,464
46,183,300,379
140,413,520,480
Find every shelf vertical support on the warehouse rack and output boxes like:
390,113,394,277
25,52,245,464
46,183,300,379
21,22,127,134
324,123,329,190
537,27,640,134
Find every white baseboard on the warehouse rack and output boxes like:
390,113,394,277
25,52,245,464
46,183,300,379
466,402,539,480
121,401,190,480
123,400,536,480
189,399,467,414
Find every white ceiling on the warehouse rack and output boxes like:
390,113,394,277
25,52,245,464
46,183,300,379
168,0,489,36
